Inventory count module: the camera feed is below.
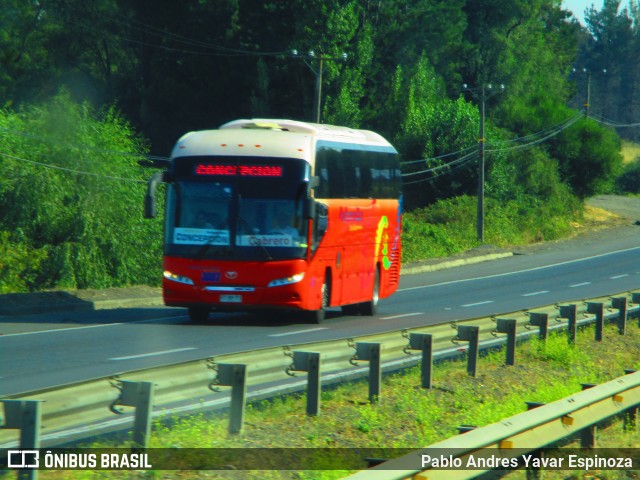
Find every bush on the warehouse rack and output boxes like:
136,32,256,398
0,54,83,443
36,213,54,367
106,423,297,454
616,160,640,194
0,93,163,291
401,192,581,263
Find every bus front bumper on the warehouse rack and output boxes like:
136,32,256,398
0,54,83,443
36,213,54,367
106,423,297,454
163,280,306,311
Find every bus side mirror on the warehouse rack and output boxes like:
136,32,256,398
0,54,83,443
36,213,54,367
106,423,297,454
303,197,316,219
306,176,320,196
144,171,167,219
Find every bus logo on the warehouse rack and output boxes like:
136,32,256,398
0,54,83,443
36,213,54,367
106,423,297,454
8,450,39,468
201,271,221,282
225,271,238,279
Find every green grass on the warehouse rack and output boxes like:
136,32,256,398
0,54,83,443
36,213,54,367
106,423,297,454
15,322,640,480
401,194,581,263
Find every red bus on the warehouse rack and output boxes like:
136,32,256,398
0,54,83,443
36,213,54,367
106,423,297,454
145,119,402,323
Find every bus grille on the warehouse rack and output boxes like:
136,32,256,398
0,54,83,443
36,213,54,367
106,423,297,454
388,248,400,286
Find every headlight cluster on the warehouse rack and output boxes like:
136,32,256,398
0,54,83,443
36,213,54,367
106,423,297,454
163,271,194,285
267,272,304,288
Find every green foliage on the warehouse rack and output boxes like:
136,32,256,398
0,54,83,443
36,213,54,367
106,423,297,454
401,197,477,262
402,191,581,263
0,93,163,291
528,334,595,372
394,57,480,208
552,119,623,197
0,0,630,291
616,160,640,193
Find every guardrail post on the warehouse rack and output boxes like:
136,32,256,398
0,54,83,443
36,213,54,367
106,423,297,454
455,326,480,377
286,351,322,416
558,304,577,344
217,363,248,434
624,369,638,430
528,313,548,341
586,302,605,341
611,297,628,335
580,383,597,447
109,381,154,448
405,333,433,389
457,425,477,434
2,400,41,480
524,402,545,480
632,293,640,327
353,342,382,404
493,319,517,366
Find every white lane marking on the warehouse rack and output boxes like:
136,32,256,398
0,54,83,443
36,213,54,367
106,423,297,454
569,282,591,288
380,312,423,320
610,274,630,279
398,246,640,292
522,291,549,297
0,315,188,338
461,300,494,308
1,322,124,337
269,328,328,337
109,347,197,361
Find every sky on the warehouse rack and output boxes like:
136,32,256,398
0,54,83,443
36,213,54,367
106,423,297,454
562,0,631,25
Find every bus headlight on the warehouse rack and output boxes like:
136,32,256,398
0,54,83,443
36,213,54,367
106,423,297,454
267,272,305,288
163,271,195,285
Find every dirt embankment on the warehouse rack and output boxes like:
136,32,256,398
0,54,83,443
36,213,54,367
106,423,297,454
585,194,640,226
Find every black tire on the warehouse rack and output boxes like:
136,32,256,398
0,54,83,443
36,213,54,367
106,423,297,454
188,306,211,323
358,267,380,316
305,276,329,324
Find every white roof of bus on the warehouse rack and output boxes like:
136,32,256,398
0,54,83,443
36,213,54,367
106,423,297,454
171,118,396,160
221,119,394,146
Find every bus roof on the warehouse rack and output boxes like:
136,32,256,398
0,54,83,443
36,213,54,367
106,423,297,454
220,118,394,148
171,119,396,160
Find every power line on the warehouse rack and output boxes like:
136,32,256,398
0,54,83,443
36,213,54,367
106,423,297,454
0,126,169,162
401,111,585,185
0,152,146,183
403,153,478,186
107,13,292,58
590,113,640,128
401,144,477,166
112,13,277,55
401,151,477,178
486,112,584,154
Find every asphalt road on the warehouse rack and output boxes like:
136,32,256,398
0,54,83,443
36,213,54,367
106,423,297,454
1,217,639,397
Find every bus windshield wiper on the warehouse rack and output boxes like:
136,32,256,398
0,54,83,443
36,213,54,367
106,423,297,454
196,243,230,259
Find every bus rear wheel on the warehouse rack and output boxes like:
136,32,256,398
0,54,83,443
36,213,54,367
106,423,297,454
188,306,211,323
358,267,380,316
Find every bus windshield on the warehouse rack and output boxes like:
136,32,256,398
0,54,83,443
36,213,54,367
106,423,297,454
164,156,308,260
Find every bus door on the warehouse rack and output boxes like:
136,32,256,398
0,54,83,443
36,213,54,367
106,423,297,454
338,200,373,306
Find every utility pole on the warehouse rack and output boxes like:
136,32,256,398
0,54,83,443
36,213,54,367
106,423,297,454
572,67,606,118
291,50,347,123
462,83,505,243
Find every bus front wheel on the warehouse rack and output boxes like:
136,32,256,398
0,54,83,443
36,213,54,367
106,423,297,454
188,306,211,323
305,277,329,324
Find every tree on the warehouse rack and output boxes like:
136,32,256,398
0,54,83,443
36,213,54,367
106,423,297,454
552,118,623,197
0,93,162,291
583,0,639,139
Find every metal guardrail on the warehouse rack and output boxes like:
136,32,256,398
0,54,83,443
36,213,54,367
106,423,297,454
1,290,639,451
344,369,640,479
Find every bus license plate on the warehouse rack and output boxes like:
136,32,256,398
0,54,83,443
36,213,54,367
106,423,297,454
220,294,242,303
